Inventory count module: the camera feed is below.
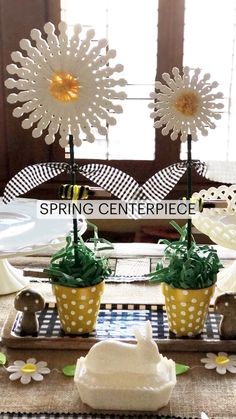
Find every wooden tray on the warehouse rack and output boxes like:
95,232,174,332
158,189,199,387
1,302,236,351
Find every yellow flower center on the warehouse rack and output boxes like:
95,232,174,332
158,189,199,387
50,72,80,103
174,91,199,116
20,363,37,374
215,355,229,366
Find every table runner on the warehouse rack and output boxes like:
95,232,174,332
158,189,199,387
0,348,235,418
1,244,236,418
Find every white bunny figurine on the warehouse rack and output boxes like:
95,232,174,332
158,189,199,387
85,320,161,375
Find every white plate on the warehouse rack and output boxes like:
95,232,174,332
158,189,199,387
0,211,31,225
0,198,86,258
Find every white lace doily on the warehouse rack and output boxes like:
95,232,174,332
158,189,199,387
193,185,236,250
193,185,236,292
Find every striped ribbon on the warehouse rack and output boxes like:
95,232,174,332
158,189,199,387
2,161,206,204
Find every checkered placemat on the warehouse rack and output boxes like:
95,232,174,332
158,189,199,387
11,303,220,341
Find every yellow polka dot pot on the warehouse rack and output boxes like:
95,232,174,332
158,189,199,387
162,283,215,337
54,281,104,334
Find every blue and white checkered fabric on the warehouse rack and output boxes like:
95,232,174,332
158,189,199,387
11,303,220,341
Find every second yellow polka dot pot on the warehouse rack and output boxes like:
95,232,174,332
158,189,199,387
162,283,215,337
54,281,104,334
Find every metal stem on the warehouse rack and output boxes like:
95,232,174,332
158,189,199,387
187,133,192,250
69,134,79,261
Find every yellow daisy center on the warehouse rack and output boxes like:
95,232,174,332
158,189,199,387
20,363,37,374
215,355,229,366
174,91,199,116
50,72,80,103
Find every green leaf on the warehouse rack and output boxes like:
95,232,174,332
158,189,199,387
62,364,76,377
44,229,112,288
0,352,6,366
146,222,222,289
175,363,189,375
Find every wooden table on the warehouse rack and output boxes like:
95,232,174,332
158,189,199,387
0,243,236,418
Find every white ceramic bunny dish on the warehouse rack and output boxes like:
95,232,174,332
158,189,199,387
74,321,176,411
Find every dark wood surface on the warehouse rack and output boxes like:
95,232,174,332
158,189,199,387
2,302,236,352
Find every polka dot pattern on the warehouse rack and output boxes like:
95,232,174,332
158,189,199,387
54,281,104,334
162,283,215,337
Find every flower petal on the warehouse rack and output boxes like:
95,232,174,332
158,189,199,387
32,372,44,381
37,367,50,375
6,365,21,372
206,352,217,359
9,371,22,381
36,361,47,368
229,355,236,361
226,365,236,374
201,358,211,364
218,352,228,357
216,366,226,375
26,358,36,364
204,363,216,369
20,374,32,384
13,360,25,367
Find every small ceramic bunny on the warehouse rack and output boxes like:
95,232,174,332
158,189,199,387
85,320,161,375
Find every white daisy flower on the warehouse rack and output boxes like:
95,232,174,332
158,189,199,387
6,358,50,384
149,67,224,142
5,21,126,148
201,352,236,375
